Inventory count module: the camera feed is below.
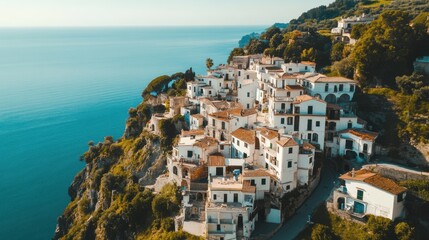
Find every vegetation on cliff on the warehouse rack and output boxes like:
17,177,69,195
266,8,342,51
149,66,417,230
55,68,199,239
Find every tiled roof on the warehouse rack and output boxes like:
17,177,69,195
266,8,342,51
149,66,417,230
208,153,225,166
300,61,316,66
242,180,256,193
276,137,297,147
306,74,356,83
231,128,256,145
243,169,271,177
209,108,257,121
286,85,304,90
340,169,407,195
181,129,205,137
340,128,378,141
191,114,204,119
258,127,278,140
193,137,218,149
293,94,325,104
302,142,316,150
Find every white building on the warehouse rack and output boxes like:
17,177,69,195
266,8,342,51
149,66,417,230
207,108,257,142
331,14,374,44
333,169,407,220
281,61,316,73
335,128,378,161
300,73,357,104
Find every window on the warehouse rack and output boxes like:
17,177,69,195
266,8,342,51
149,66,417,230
350,85,355,92
209,91,212,94
308,133,312,140
287,117,293,125
288,68,292,71
266,153,268,159
287,161,292,168
363,143,368,153
397,193,404,202
308,106,313,114
274,181,277,186
307,119,312,130
312,133,318,142
334,85,338,92
270,143,273,149
232,138,235,143
345,140,353,150
286,185,290,190
265,163,268,169
281,118,285,124
305,66,308,70
294,107,300,114
281,103,286,110
212,119,215,126
213,194,217,200
220,145,224,150
325,84,329,92
247,104,250,109
309,157,313,164
347,121,352,129
244,143,248,148
287,92,290,97
237,140,240,146
187,151,193,158
339,84,344,91
316,121,320,127
251,180,256,186
217,224,221,231
262,178,266,185
288,148,293,154
247,92,250,97
221,121,225,130
357,190,364,200
209,81,211,86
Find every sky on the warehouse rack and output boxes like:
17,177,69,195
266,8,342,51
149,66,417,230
0,0,334,27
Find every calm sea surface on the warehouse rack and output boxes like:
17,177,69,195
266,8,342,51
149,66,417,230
0,26,264,239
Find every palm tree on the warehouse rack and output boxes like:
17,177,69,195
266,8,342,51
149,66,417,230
206,58,213,70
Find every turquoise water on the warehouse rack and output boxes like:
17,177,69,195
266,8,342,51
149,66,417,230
0,26,264,239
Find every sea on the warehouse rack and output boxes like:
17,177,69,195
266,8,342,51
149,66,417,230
0,26,265,240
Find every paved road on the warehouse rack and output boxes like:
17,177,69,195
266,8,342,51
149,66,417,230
364,163,429,176
271,159,338,240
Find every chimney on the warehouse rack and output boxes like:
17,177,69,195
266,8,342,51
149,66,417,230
351,168,355,177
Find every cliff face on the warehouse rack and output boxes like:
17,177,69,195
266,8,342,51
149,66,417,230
53,103,168,240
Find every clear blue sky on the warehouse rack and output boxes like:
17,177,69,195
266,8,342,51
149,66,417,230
0,0,334,27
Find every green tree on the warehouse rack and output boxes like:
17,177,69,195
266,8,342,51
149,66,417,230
311,224,335,240
350,24,369,40
301,48,316,62
246,39,269,54
396,73,425,94
227,48,245,63
331,56,355,78
395,222,414,240
367,215,393,240
261,26,281,40
206,58,213,70
269,33,283,49
331,42,345,62
352,11,418,85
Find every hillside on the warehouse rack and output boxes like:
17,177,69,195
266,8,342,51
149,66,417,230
229,0,429,165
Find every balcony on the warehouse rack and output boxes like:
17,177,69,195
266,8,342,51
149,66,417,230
273,109,293,115
173,157,200,166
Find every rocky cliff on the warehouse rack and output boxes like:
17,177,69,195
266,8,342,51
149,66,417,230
53,99,192,239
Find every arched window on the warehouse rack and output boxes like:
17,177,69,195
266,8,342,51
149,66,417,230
173,166,178,175
325,83,329,92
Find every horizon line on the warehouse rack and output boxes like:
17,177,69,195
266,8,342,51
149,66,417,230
0,24,274,29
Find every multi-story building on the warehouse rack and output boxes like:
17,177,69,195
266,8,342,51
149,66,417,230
333,169,407,220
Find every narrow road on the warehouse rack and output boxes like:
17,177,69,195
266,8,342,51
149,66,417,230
271,159,338,240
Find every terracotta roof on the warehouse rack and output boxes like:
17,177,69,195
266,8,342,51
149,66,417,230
193,137,218,149
300,61,316,66
293,94,326,104
276,137,297,147
286,85,304,90
181,129,205,137
306,74,356,83
340,169,407,195
231,128,256,145
242,180,256,193
209,108,256,121
258,127,278,140
243,169,271,177
208,153,225,166
302,142,316,150
265,66,283,72
340,128,378,141
191,114,204,119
